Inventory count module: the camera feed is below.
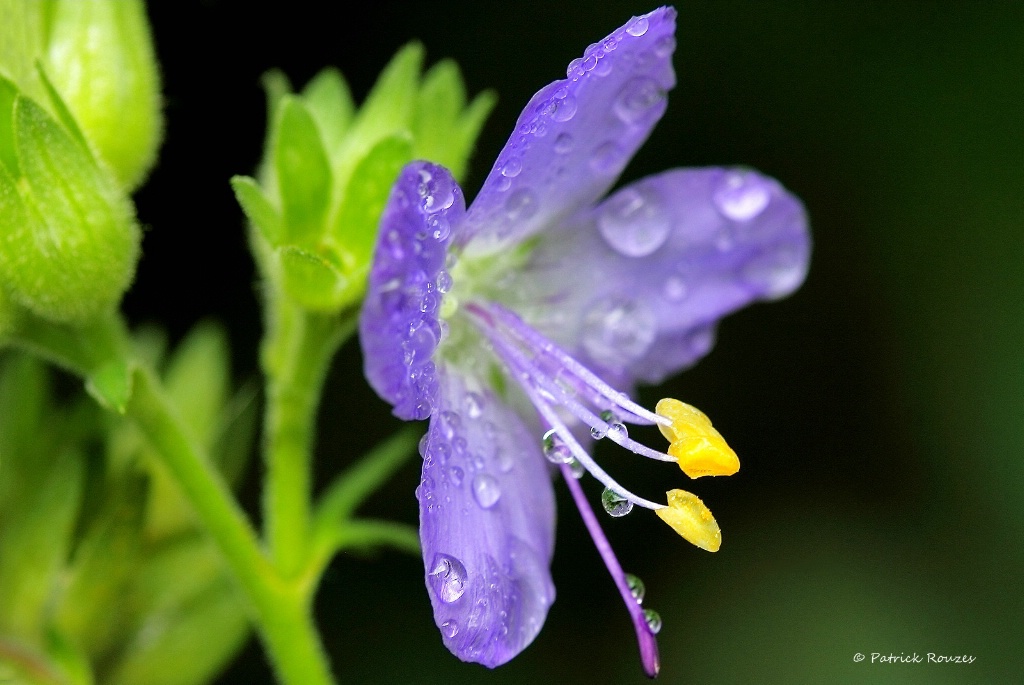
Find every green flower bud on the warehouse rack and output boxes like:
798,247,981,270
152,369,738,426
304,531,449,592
0,89,140,324
235,45,496,314
44,0,162,191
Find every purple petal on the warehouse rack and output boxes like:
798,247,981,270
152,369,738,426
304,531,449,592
417,369,556,667
518,167,810,386
359,162,466,420
460,7,677,256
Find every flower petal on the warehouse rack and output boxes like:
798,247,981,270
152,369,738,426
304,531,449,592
359,162,466,419
417,369,556,667
460,7,677,256
516,167,810,385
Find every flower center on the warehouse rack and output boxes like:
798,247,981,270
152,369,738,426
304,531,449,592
463,300,739,550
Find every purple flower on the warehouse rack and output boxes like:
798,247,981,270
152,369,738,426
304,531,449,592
359,6,809,676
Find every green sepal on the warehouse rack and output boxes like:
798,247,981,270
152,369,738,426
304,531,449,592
0,95,139,324
0,74,20,176
277,245,352,311
0,0,47,98
346,43,423,154
213,381,259,488
0,447,84,639
35,60,91,154
163,321,229,448
44,0,162,190
302,67,354,159
231,174,283,245
331,133,413,278
85,358,135,414
274,96,333,245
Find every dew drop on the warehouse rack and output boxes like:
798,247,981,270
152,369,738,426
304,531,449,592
601,488,634,517
625,573,646,604
590,424,608,440
654,35,676,58
463,392,484,418
472,474,501,509
418,168,456,214
550,94,578,122
643,608,662,634
614,78,664,125
441,620,459,638
448,465,464,486
542,429,573,464
439,410,462,440
567,458,586,479
741,247,806,299
566,57,585,80
590,141,626,175
428,553,468,603
713,171,771,221
504,188,539,222
607,422,628,440
598,185,671,257
501,157,522,178
625,15,650,37
581,298,657,368
436,270,453,294
554,133,574,154
662,275,687,302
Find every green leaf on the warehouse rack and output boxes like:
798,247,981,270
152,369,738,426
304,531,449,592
0,0,47,98
231,174,283,245
273,96,333,245
331,133,413,276
452,88,498,180
301,67,354,158
54,474,147,659
277,245,352,311
212,381,258,487
2,95,138,323
107,577,248,685
0,447,84,638
85,358,134,414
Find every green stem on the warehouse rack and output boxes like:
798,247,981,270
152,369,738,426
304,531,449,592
261,299,355,578
127,368,335,685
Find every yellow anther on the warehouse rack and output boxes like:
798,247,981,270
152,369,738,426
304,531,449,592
655,489,722,552
655,398,740,479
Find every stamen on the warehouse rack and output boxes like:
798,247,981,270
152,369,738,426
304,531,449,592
559,461,660,678
655,398,740,478
655,489,722,552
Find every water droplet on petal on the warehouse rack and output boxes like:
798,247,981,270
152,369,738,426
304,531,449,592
428,553,468,603
418,168,456,214
504,188,539,222
590,424,608,440
713,171,771,221
601,488,634,517
447,465,464,486
654,35,676,57
472,474,501,508
590,141,626,175
663,276,687,302
554,132,574,154
582,298,657,368
463,392,484,418
501,157,522,178
741,246,806,299
625,573,646,604
593,55,613,77
441,620,459,638
598,185,671,257
614,77,664,125
550,94,578,122
625,15,650,37
608,422,628,440
643,608,662,634
436,270,453,293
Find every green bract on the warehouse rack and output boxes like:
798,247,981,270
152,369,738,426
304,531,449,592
0,86,140,324
233,44,496,313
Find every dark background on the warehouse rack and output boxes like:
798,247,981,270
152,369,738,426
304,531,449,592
129,1,1024,683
